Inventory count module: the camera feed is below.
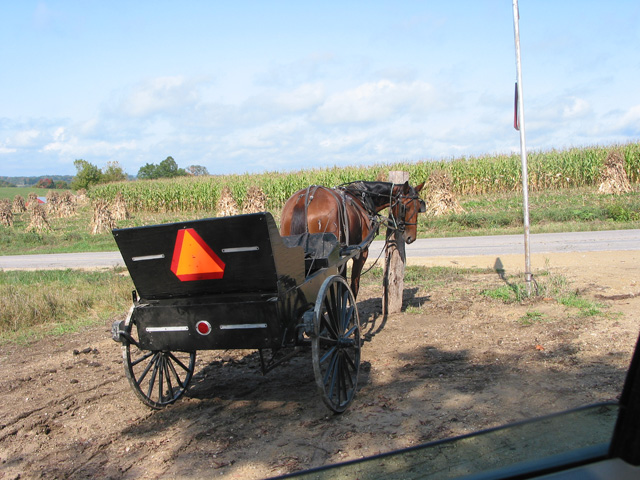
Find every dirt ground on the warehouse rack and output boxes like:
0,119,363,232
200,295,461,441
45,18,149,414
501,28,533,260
1,250,639,480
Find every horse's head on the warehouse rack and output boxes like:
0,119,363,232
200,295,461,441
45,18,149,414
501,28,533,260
391,181,426,244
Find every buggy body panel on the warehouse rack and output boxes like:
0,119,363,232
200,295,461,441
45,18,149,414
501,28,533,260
113,212,304,300
113,212,341,351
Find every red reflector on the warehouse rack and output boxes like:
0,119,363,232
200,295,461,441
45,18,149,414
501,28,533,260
195,321,212,336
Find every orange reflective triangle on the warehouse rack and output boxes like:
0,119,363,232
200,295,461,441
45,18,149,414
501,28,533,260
171,228,225,281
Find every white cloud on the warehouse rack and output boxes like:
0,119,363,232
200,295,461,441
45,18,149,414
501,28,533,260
617,105,640,132
8,129,42,147
52,126,66,142
117,76,202,118
562,97,591,119
0,145,17,154
316,80,436,124
319,130,371,152
221,118,310,153
42,125,137,158
272,83,325,112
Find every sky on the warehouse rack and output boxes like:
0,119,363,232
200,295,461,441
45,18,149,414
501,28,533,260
1,1,639,178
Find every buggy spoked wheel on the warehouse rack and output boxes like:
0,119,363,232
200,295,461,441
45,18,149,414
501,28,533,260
121,317,196,409
312,275,361,413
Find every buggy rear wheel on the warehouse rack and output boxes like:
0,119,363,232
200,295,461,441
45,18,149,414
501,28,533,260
122,316,196,409
312,275,361,413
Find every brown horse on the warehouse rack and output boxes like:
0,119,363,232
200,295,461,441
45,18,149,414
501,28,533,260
280,181,425,297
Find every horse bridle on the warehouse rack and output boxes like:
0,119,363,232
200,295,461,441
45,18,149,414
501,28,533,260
387,190,426,231
338,181,425,232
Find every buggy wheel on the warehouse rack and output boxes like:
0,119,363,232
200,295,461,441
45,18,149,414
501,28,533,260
312,275,361,413
121,316,196,409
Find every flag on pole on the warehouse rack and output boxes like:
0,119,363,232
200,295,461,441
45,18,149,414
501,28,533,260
514,82,520,130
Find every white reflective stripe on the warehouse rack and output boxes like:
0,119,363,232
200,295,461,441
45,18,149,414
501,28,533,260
221,246,260,253
145,326,189,332
220,323,267,330
132,254,165,262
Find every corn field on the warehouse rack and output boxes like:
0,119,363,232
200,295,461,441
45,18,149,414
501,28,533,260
89,142,640,214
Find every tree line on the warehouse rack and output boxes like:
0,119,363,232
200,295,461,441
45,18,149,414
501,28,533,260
71,157,209,190
0,176,73,189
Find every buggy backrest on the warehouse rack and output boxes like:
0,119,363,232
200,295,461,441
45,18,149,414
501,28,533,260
113,212,305,300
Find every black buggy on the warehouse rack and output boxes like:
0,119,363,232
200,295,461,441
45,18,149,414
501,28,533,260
111,212,378,413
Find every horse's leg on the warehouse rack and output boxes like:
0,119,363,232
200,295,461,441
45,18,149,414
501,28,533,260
349,249,368,299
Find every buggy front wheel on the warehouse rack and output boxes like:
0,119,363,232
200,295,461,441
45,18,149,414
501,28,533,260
311,275,361,413
121,317,196,409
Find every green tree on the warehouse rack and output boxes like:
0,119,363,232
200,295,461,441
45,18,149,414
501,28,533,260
102,161,127,183
157,156,187,178
36,178,54,188
71,159,103,190
137,157,187,179
187,165,209,176
137,163,159,179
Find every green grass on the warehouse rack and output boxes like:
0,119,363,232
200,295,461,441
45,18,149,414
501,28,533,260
0,268,134,343
0,186,43,201
480,270,610,322
363,264,610,325
482,284,521,302
0,186,77,202
0,209,119,254
1,184,637,256
364,265,485,290
420,187,640,237
519,310,546,325
558,292,605,317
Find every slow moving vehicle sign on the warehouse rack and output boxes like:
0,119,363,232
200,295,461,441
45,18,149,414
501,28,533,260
170,228,225,281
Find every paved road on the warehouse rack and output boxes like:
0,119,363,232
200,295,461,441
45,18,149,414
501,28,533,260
0,229,638,270
369,228,640,259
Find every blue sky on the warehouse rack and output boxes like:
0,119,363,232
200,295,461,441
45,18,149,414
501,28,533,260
1,1,639,177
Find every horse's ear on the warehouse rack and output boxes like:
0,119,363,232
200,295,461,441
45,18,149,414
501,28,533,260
415,181,426,193
402,181,411,193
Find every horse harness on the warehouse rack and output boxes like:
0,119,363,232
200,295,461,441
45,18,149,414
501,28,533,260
296,182,425,243
342,182,426,233
297,185,373,246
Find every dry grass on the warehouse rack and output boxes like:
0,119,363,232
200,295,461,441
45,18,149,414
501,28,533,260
76,188,89,206
241,185,267,214
111,192,130,221
12,195,26,214
26,204,52,233
58,191,77,218
46,190,62,218
598,149,632,195
0,269,133,337
26,192,39,211
424,170,465,216
90,200,116,234
0,199,13,227
216,186,239,216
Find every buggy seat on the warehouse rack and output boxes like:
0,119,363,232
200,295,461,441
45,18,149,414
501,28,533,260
282,232,340,275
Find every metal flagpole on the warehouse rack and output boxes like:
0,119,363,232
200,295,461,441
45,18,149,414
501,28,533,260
512,0,533,295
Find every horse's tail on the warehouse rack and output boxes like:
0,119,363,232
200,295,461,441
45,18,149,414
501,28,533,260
288,186,316,235
289,200,307,235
